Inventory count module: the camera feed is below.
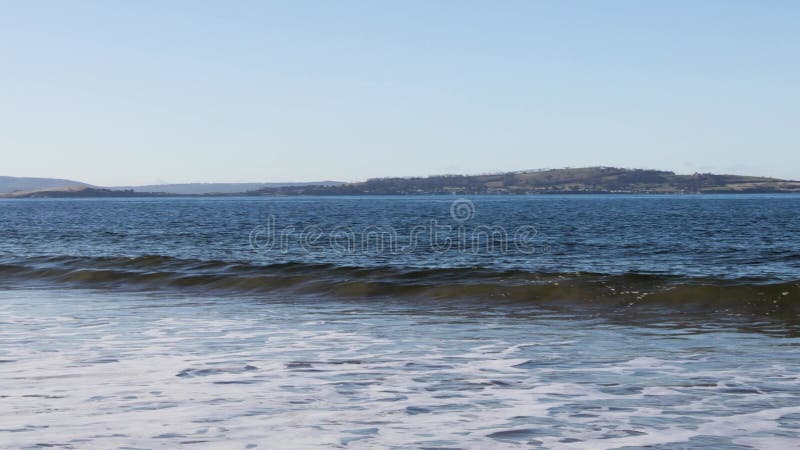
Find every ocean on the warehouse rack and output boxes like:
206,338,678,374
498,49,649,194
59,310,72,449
1,195,799,449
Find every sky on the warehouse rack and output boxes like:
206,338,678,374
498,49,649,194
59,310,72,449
1,1,798,186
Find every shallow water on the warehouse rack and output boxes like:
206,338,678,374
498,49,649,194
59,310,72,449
2,289,799,449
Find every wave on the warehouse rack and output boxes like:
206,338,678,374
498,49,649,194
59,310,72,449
0,254,798,313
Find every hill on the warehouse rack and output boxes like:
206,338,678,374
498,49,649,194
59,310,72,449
0,176,91,194
249,167,800,195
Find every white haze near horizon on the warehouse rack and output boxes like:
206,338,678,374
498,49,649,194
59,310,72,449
1,1,798,186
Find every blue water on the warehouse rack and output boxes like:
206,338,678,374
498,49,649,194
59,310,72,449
1,195,799,449
0,195,799,279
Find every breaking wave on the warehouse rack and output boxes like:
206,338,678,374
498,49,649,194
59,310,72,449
1,254,798,314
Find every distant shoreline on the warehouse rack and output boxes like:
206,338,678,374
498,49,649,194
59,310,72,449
5,190,800,199
3,167,800,198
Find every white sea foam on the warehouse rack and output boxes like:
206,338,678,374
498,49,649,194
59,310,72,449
1,289,799,449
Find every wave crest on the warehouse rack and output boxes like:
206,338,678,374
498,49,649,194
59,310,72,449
1,255,798,314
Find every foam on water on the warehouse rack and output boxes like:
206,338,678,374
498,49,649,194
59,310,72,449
1,289,799,449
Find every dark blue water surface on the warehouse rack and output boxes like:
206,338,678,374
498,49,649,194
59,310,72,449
1,194,799,280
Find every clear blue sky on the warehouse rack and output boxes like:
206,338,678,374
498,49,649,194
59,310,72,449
1,1,798,185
